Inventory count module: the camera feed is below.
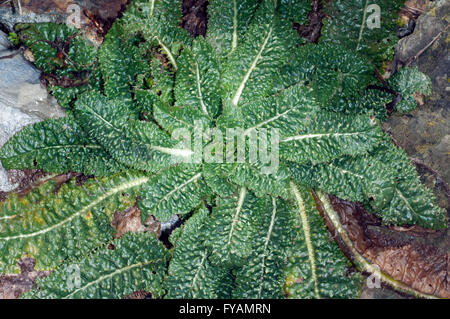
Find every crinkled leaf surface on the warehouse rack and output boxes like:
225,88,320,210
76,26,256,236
0,0,446,299
23,232,167,299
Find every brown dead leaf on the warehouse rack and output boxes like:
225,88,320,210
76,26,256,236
0,258,50,299
111,205,146,239
0,169,46,202
123,290,151,299
319,195,449,299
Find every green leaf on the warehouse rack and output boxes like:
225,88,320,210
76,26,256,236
138,164,207,222
206,0,259,57
289,155,396,210
23,232,168,299
0,117,122,176
370,144,447,229
126,0,191,71
233,84,317,136
321,0,404,66
286,184,361,298
74,92,191,172
0,176,58,219
205,188,268,267
221,0,298,107
99,23,149,106
228,163,291,198
288,44,374,110
15,23,79,74
7,32,20,46
336,88,392,120
15,23,99,108
165,206,233,298
277,0,311,25
232,197,292,298
388,67,432,113
279,111,383,163
0,171,148,273
175,37,222,119
135,56,175,113
202,163,237,197
153,99,212,134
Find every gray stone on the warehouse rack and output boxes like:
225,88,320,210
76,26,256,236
395,0,449,64
0,30,65,192
0,7,63,31
387,0,449,191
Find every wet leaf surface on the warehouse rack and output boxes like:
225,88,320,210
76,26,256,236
0,0,448,299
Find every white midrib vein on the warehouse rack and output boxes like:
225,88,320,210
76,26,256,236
87,104,122,133
191,251,208,291
195,62,209,116
395,188,418,216
257,197,277,298
149,0,155,16
0,176,150,241
148,0,176,70
227,187,247,245
21,144,103,152
231,0,238,53
290,182,320,298
151,145,194,158
64,259,163,298
155,104,196,129
281,131,362,143
243,108,294,136
356,0,370,51
231,27,273,106
157,37,178,70
330,164,364,179
87,105,192,158
156,172,202,207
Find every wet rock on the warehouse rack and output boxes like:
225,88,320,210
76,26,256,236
387,0,449,193
0,30,65,192
396,0,449,64
0,0,128,40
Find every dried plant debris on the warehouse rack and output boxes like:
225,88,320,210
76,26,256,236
123,290,152,299
0,169,46,201
325,195,449,299
293,0,324,43
181,0,208,37
0,258,50,299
